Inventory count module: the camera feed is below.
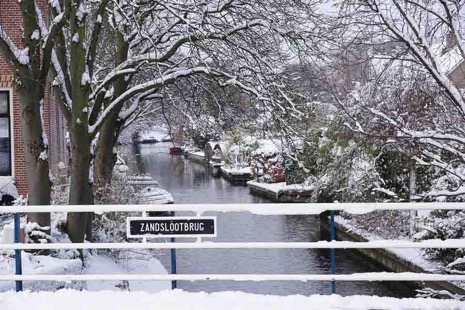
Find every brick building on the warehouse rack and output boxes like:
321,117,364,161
0,0,67,196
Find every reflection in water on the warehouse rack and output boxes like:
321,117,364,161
131,143,414,297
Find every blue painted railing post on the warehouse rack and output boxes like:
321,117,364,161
330,210,336,294
168,210,177,289
14,213,23,292
170,237,177,289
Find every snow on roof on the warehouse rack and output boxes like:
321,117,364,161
370,55,415,76
207,141,228,153
432,43,464,75
216,141,228,153
370,46,464,78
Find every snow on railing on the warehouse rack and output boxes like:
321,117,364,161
1,203,465,291
1,239,465,250
2,273,465,282
3,202,465,214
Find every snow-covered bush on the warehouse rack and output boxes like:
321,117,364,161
420,211,465,271
50,162,146,245
296,94,438,204
346,211,412,239
252,153,286,183
284,154,306,185
95,172,140,204
296,125,382,202
224,135,259,169
93,173,146,244
51,170,69,206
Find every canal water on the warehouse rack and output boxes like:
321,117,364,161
131,143,414,298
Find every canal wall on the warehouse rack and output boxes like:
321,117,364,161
320,219,465,295
185,152,205,165
220,168,252,185
247,181,313,203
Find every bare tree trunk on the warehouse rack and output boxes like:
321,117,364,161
94,33,128,189
66,127,93,243
66,138,93,242
94,119,120,189
17,81,51,248
65,11,93,244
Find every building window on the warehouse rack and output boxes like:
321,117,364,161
0,91,11,176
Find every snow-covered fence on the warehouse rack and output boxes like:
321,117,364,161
2,203,465,288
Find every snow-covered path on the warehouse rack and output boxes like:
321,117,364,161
0,289,463,310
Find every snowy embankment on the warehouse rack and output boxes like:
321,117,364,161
334,216,465,294
335,216,437,271
1,290,463,310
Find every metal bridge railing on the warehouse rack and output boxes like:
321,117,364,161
1,203,465,293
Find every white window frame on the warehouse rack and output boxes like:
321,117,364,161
0,88,14,177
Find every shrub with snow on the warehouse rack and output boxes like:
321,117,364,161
421,211,465,271
222,135,258,172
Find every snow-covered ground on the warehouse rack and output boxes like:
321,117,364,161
83,253,170,292
0,251,82,292
0,250,170,293
1,214,171,292
1,289,463,310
